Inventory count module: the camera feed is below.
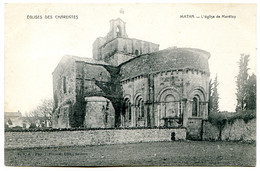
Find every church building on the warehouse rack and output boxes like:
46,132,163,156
52,18,210,139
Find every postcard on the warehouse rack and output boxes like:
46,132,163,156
3,2,257,167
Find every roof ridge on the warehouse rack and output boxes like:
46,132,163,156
70,55,110,65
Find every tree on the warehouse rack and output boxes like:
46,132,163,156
245,73,256,110
236,54,250,111
208,79,213,114
208,75,220,114
211,75,220,112
208,111,228,140
7,118,13,125
26,98,54,127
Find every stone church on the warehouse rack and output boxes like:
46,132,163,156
52,18,210,139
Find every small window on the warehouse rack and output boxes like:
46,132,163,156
141,101,144,118
135,50,139,56
192,96,200,117
128,105,132,120
138,99,144,119
123,99,131,122
63,77,67,93
127,101,131,121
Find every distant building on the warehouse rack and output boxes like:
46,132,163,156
52,18,210,139
4,111,23,128
5,111,51,129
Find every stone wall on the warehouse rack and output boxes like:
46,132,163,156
101,38,159,66
52,56,76,128
186,118,203,140
221,119,256,141
5,128,186,149
84,97,115,128
203,118,256,141
119,49,209,135
52,56,76,111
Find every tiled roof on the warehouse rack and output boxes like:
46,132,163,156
120,47,210,79
5,112,22,118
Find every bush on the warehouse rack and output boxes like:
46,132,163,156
229,109,256,123
29,123,37,129
209,109,256,132
209,110,256,126
208,110,256,140
208,111,228,128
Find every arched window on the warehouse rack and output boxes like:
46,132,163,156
116,26,121,37
123,98,131,122
128,101,132,120
135,49,139,56
141,100,144,118
192,96,200,117
136,97,144,120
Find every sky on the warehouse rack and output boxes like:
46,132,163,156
4,3,256,115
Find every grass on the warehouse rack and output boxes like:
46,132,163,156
5,140,256,167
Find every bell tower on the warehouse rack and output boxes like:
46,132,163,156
106,18,128,41
92,18,159,66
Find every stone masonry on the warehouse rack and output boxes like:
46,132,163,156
5,128,187,149
52,18,210,140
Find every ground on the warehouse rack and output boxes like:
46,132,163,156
5,141,256,167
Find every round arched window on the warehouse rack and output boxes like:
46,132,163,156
136,97,144,120
192,96,200,117
122,98,131,122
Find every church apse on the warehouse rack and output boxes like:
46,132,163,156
52,18,210,140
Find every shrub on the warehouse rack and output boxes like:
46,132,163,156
208,111,228,128
209,110,256,126
208,110,256,140
229,109,256,123
29,123,37,129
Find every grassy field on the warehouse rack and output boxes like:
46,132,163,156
5,141,256,167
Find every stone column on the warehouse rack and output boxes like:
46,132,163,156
183,100,190,127
159,103,163,126
120,113,124,128
131,105,135,127
133,105,137,127
204,102,208,120
157,104,160,127
144,104,150,127
161,103,165,126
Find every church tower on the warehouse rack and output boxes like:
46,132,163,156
93,18,159,66
106,18,128,41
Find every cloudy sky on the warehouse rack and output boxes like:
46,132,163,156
4,3,256,114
